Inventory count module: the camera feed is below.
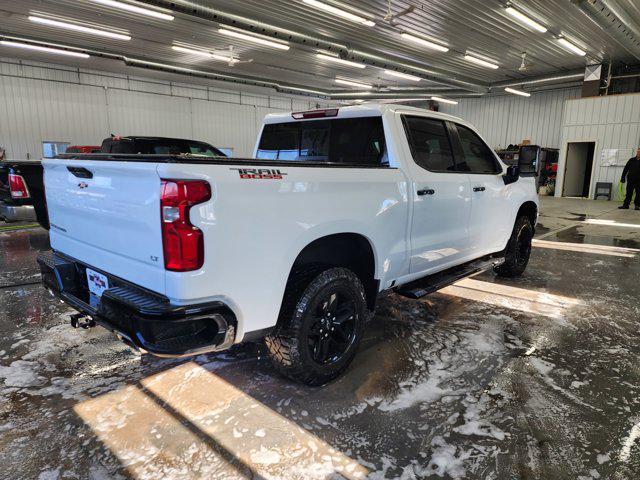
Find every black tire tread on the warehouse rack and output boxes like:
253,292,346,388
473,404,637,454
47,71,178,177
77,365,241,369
265,267,367,386
495,215,533,277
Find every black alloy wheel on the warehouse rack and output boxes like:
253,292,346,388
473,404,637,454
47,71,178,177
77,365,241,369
306,290,358,366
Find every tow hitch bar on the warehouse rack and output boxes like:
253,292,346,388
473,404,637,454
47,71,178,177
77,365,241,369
70,313,96,329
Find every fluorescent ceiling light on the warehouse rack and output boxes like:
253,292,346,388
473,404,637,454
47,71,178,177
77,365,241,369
0,40,90,58
28,16,131,41
218,28,290,50
89,0,174,20
400,33,449,52
335,78,373,89
302,0,375,27
557,37,586,56
316,53,366,69
431,96,458,105
505,7,547,33
331,91,371,97
172,45,233,63
384,70,421,81
464,54,499,69
283,86,329,96
505,87,531,97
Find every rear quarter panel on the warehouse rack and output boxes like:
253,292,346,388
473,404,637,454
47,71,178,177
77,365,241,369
156,162,409,340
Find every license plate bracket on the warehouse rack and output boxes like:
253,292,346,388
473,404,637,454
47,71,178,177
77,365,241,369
86,268,109,298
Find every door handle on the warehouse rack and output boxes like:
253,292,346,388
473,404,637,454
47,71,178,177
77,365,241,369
473,186,486,192
417,188,435,196
67,166,93,179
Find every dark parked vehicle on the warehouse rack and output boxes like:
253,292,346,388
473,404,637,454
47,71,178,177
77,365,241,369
0,161,39,223
99,136,226,157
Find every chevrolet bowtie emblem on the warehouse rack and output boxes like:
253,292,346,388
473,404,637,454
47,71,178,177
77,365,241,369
78,182,88,189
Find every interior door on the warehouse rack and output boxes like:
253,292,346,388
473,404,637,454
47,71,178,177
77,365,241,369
401,115,472,275
448,122,511,255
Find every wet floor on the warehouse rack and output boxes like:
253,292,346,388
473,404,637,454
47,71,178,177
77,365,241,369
1,197,640,479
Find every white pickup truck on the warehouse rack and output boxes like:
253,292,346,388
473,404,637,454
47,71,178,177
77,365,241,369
38,104,538,385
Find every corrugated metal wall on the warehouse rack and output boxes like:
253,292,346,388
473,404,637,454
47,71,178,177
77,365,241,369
556,93,640,200
440,88,581,149
0,58,332,160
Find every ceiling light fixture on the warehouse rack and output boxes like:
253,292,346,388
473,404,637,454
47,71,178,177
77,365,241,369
89,0,174,20
384,70,421,81
282,86,329,96
331,91,372,97
302,0,375,27
218,28,290,50
316,53,366,69
464,54,499,69
335,78,373,89
172,45,234,63
0,40,90,58
431,96,458,105
28,16,131,41
505,87,531,97
400,33,449,52
505,7,547,33
557,37,586,56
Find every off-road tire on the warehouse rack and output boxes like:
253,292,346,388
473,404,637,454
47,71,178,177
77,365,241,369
265,267,367,386
495,215,533,277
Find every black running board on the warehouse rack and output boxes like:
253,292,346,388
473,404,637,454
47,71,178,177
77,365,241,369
395,255,505,300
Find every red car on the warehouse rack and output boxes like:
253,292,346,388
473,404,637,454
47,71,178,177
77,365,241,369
66,145,101,154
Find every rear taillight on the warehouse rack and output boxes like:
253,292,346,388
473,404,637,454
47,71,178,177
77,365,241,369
9,174,30,199
160,180,211,272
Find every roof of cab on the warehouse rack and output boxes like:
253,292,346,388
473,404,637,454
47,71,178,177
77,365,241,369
262,103,466,125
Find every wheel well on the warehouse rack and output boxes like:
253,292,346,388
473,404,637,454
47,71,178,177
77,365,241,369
517,201,538,231
289,233,378,310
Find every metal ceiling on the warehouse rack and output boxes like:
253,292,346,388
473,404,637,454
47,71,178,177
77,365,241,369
0,0,638,100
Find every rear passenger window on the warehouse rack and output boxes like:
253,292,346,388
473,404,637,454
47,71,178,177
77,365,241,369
402,116,455,172
455,125,500,174
256,117,387,166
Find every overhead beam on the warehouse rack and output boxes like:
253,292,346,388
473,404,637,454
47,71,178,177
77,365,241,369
138,0,489,93
491,69,585,88
571,0,640,61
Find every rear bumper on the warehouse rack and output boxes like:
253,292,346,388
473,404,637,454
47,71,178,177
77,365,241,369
37,251,237,357
0,202,36,222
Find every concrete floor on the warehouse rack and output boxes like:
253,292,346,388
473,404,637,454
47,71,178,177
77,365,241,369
1,197,639,480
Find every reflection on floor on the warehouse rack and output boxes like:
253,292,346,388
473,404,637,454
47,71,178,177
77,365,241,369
533,238,639,257
1,197,640,479
440,277,584,319
75,362,368,479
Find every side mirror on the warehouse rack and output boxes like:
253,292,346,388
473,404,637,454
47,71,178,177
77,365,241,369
503,165,520,185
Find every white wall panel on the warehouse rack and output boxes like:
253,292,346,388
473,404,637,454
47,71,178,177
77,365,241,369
106,89,193,139
0,75,107,159
192,101,259,157
556,93,640,200
0,58,332,160
440,88,581,149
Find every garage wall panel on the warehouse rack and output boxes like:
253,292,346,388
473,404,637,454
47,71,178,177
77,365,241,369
0,75,108,159
106,89,193,139
556,92,640,199
440,87,581,149
0,58,335,160
191,100,258,157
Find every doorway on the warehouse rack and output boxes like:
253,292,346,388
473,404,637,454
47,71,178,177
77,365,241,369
562,142,596,198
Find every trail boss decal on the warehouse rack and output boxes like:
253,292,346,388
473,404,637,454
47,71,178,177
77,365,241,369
230,168,287,180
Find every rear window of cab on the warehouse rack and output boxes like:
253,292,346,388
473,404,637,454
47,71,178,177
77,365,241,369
257,117,387,166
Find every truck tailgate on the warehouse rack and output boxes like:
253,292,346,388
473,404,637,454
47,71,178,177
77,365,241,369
43,159,166,294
